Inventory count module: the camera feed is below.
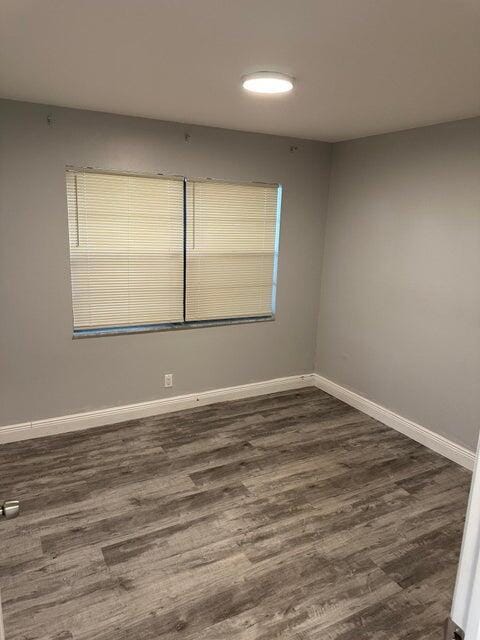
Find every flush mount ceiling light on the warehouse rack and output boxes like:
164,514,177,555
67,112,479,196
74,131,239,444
242,72,294,94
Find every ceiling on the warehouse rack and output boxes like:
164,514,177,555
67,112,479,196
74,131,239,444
1,0,479,142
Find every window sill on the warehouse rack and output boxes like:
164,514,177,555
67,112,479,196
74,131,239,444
72,315,275,339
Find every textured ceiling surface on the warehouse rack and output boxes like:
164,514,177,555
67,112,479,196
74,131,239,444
1,0,479,140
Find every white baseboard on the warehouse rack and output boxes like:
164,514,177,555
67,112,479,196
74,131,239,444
1,371,474,471
313,373,475,470
0,374,314,444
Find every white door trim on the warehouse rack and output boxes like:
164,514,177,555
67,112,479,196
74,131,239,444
450,436,480,639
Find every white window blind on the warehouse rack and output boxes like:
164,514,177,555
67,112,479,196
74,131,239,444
66,170,184,330
185,180,280,321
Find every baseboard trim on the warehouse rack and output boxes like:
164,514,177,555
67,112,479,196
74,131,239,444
313,373,475,470
0,374,314,444
1,372,475,471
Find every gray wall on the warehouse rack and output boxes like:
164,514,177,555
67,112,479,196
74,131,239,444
0,99,331,426
316,117,480,451
3,98,478,451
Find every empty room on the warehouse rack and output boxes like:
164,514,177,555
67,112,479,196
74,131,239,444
1,1,479,639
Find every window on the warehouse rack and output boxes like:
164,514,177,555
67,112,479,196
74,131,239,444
66,171,184,330
66,169,282,336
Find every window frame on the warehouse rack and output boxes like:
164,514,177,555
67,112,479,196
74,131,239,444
65,167,282,338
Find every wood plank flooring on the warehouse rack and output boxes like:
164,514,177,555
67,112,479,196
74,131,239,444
0,387,471,639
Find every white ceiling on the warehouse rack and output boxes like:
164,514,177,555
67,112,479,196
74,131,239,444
1,0,479,141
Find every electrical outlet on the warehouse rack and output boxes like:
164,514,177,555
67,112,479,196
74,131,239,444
164,373,173,388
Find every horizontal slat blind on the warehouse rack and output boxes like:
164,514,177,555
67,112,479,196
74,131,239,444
66,170,184,330
185,180,279,321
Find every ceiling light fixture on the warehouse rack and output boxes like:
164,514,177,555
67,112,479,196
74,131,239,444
242,72,294,94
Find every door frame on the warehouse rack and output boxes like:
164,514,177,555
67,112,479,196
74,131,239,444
448,437,480,639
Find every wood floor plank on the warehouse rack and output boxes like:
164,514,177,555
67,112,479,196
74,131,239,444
0,388,471,639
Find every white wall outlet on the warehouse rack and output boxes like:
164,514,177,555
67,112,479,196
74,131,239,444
164,373,173,388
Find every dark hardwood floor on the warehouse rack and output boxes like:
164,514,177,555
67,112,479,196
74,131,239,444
0,387,471,639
